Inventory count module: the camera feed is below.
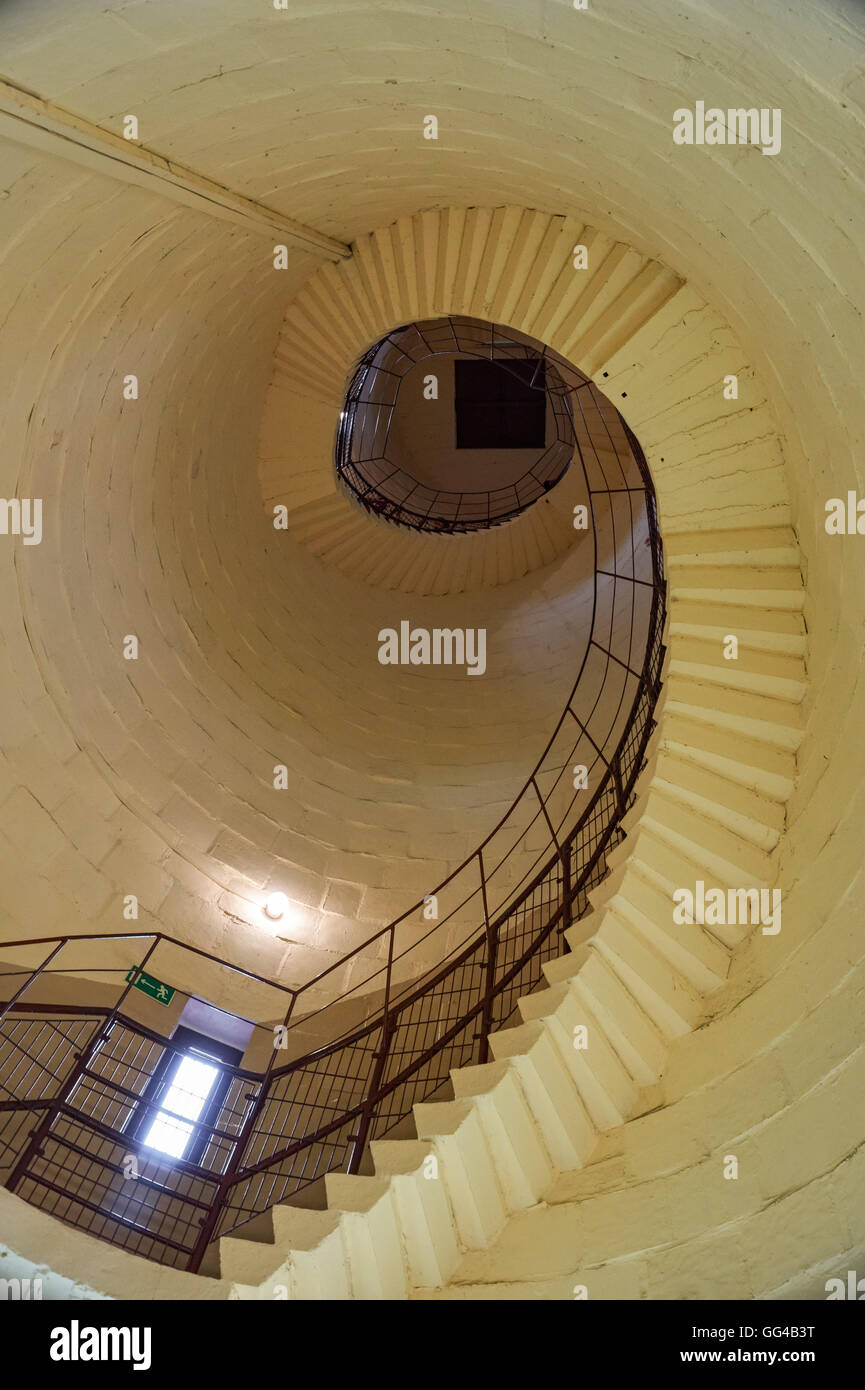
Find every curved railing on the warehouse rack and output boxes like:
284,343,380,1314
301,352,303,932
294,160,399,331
0,396,666,1273
336,316,588,532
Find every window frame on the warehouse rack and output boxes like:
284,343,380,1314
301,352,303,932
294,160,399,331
130,1025,242,1168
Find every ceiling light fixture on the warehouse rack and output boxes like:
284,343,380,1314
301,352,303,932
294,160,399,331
263,892,289,921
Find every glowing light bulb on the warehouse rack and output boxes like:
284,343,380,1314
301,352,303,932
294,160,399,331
264,892,289,921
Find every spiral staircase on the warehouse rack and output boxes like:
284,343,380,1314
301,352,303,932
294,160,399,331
0,0,862,1305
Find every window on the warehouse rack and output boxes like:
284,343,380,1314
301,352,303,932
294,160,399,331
142,1054,219,1159
131,1027,241,1165
454,359,546,449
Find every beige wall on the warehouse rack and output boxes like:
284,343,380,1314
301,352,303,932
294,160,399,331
0,0,862,1299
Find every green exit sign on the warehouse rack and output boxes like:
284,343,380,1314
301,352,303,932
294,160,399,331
125,967,175,1006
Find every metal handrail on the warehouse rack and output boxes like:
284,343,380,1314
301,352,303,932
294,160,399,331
0,408,666,1273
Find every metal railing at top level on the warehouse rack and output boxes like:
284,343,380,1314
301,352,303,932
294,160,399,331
336,315,590,532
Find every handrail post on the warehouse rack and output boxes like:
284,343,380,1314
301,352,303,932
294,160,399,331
477,851,496,1064
560,837,574,944
99,934,161,1042
346,927,395,1175
345,1016,394,1176
530,774,570,946
187,989,299,1272
612,752,627,819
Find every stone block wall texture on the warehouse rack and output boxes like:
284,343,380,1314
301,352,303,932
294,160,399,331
0,0,862,1299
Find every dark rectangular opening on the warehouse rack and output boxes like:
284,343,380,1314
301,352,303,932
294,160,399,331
454,359,546,449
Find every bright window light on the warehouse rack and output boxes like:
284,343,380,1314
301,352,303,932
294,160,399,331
143,1112,194,1160
143,1054,219,1160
